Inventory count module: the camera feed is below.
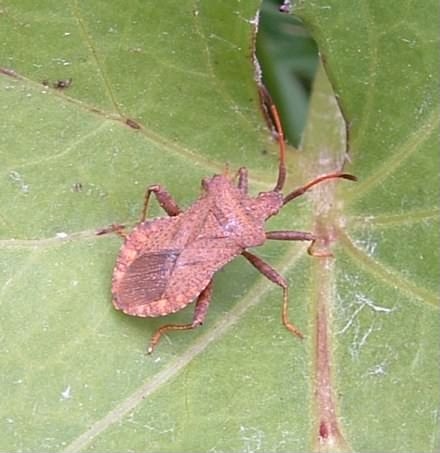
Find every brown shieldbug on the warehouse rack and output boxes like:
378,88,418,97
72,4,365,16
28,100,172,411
99,105,356,353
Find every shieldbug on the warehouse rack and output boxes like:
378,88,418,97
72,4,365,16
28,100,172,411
99,105,356,353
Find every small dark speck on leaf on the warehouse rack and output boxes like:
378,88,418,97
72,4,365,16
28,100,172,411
126,118,141,129
42,78,72,89
71,182,83,192
53,78,72,89
0,67,18,78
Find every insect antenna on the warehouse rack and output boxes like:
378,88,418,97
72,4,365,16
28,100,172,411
283,172,357,206
270,103,287,193
258,84,286,192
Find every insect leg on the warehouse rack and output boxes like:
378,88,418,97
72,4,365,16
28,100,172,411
147,279,214,354
266,230,315,242
266,230,334,257
141,184,182,222
191,278,214,325
236,167,248,193
96,223,128,238
241,250,303,339
283,173,357,206
266,230,316,256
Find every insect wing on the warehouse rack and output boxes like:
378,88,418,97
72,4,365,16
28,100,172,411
117,249,179,305
112,216,183,316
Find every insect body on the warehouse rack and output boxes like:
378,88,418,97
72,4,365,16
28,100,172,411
101,108,356,353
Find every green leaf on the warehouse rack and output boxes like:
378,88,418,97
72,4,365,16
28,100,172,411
0,2,438,453
295,1,440,452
